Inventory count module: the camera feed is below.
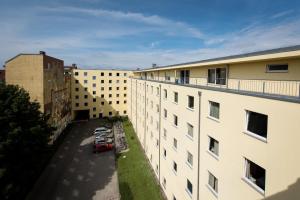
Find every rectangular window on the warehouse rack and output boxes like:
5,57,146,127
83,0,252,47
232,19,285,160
101,94,104,98
75,95,79,99
101,72,104,76
101,102,104,105
174,92,178,103
109,87,112,91
208,68,226,85
124,87,127,90
116,72,120,76
93,83,96,87
164,109,167,118
84,102,88,106
124,73,127,76
173,161,177,172
92,76,96,80
93,91,96,95
109,80,112,83
187,151,193,166
156,87,159,96
187,123,193,138
208,171,218,193
266,64,288,72
209,101,220,119
84,72,88,76
74,72,79,76
84,95,88,99
208,137,219,156
93,107,96,111
93,98,96,102
163,128,167,139
75,88,79,91
109,111,112,116
101,80,104,83
163,148,166,158
109,72,112,76
116,87,119,90
187,179,193,194
188,96,194,109
173,138,177,149
124,110,127,114
163,89,167,99
84,80,88,84
75,80,79,84
163,177,166,189
246,111,268,139
244,158,266,192
75,103,79,107
101,87,104,91
173,115,178,126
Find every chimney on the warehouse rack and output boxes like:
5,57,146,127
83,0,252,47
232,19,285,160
152,63,157,68
39,51,46,55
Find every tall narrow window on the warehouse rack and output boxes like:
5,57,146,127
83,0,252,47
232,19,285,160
173,115,178,126
208,137,219,156
246,111,268,139
187,123,193,138
187,151,193,166
174,92,178,103
208,171,218,193
188,96,194,109
244,158,266,192
187,179,193,195
164,109,167,118
164,89,167,99
173,138,177,149
209,101,220,119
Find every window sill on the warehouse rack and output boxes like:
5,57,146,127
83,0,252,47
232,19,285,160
185,188,193,199
207,150,219,161
186,161,193,170
173,101,179,105
173,124,178,129
206,184,218,198
186,107,194,111
243,131,267,143
186,134,194,141
242,177,265,196
207,116,220,123
172,146,177,152
172,169,177,176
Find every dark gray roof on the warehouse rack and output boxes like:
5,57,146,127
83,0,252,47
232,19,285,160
140,45,300,71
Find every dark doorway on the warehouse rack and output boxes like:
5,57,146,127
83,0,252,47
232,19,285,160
99,113,103,118
74,110,90,120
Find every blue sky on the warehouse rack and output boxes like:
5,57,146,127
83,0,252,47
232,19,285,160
1,0,300,69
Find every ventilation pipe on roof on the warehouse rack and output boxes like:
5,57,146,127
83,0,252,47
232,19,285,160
39,51,46,55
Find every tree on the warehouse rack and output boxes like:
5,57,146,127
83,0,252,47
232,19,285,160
0,83,53,199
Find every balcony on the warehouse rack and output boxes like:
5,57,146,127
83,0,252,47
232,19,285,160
135,76,300,100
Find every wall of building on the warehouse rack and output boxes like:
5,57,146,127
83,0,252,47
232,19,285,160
71,69,132,119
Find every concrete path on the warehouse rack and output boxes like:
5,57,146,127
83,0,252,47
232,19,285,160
26,119,120,200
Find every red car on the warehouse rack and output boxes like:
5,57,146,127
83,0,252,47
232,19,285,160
93,142,113,153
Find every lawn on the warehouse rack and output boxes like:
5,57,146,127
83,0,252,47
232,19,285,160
117,119,164,200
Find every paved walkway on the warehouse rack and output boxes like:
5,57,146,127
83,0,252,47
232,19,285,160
26,119,120,200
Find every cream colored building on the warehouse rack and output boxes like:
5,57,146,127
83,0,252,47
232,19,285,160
71,69,132,119
5,51,72,141
128,45,300,200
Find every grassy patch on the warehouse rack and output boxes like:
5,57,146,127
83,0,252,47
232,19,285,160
117,119,163,200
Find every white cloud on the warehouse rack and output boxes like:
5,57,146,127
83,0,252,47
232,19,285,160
271,10,294,19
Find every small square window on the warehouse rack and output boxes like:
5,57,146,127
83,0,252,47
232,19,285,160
93,107,96,111
84,80,88,84
109,101,112,105
101,94,104,98
124,87,127,90
75,80,79,84
93,91,96,95
101,87,104,91
93,98,96,102
209,136,219,156
109,94,112,98
109,73,112,76
209,101,220,119
101,72,104,76
109,111,112,116
109,87,112,90
116,101,119,104
84,87,88,91
84,95,88,99
109,80,112,83
116,73,120,76
246,111,268,139
244,158,266,192
123,110,127,114
74,72,79,76
75,88,79,91
101,102,104,105
75,103,79,107
116,87,119,90
92,76,96,80
124,80,127,83
93,83,96,87
84,102,88,106
124,100,127,104
124,94,127,97
124,73,127,76
84,72,88,76
101,80,104,83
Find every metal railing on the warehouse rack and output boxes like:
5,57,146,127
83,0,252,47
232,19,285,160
135,76,300,98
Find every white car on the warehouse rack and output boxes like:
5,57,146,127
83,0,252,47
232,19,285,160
94,127,108,132
94,129,112,135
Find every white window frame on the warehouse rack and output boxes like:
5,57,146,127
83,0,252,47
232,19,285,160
244,110,268,142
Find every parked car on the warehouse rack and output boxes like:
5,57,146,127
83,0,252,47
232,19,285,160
93,142,113,153
94,127,109,132
93,129,112,135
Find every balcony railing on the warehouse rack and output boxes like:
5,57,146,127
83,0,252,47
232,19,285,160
136,76,300,98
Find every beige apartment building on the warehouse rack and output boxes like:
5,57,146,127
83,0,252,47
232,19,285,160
128,45,300,200
5,51,72,141
71,69,132,119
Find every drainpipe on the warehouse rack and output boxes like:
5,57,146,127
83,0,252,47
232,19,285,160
131,78,133,120
144,81,147,149
158,84,162,184
197,91,202,200
136,80,138,133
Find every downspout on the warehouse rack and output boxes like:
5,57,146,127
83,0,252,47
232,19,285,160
197,91,202,200
135,80,138,133
144,81,147,149
131,78,133,120
158,84,162,184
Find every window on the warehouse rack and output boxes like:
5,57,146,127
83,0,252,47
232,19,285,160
124,73,127,76
173,138,177,149
187,179,193,195
92,76,96,80
93,98,96,102
164,109,167,118
244,158,266,192
75,88,79,91
109,111,112,116
209,137,219,157
84,95,88,99
116,80,120,83
123,110,127,114
173,115,178,126
93,83,96,87
124,80,127,83
101,102,104,105
101,80,104,83
173,161,177,172
109,94,112,98
101,94,104,98
74,72,79,76
116,101,119,104
188,96,194,109
124,87,127,90
209,101,220,119
163,128,167,139
84,72,88,76
156,87,159,96
84,102,88,106
187,151,193,166
84,87,88,91
75,80,79,84
266,64,288,72
156,139,159,147
187,123,193,138
84,80,88,84
109,87,112,91
109,101,112,104
162,177,166,189
174,92,178,103
75,103,79,107
163,89,167,99
124,100,127,104
109,72,112,76
163,148,166,158
75,95,79,99
116,72,120,76
93,107,96,111
156,104,159,112
101,87,104,91
116,87,119,90
109,80,112,83
208,171,218,194
93,91,96,95
93,114,96,118
101,72,104,76
208,68,226,85
246,111,268,139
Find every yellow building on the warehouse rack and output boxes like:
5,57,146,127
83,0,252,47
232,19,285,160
128,45,300,200
5,51,72,141
71,68,132,119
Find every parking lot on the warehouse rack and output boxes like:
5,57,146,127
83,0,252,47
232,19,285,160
26,119,120,200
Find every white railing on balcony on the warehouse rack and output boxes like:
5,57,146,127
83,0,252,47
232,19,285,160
137,76,300,98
